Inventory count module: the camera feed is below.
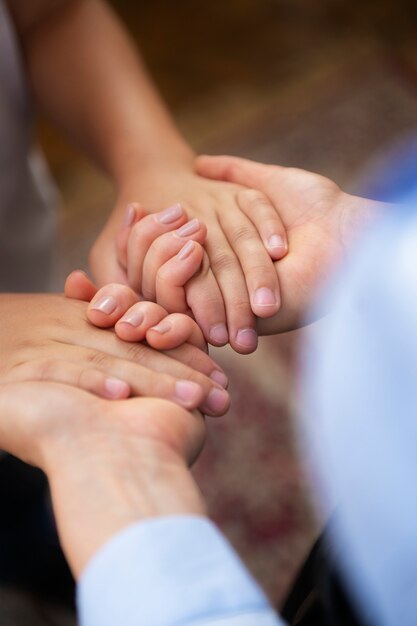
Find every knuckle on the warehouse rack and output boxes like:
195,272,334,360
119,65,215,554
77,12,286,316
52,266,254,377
211,251,239,273
35,358,60,381
229,298,253,318
77,367,98,390
178,348,204,373
123,342,150,363
86,351,111,369
231,224,256,246
237,188,269,209
224,163,241,181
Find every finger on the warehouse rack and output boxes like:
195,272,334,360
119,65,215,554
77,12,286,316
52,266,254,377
237,189,288,260
219,197,281,318
3,359,131,400
141,219,207,301
184,252,228,347
96,346,229,416
203,225,258,354
146,313,207,352
127,203,188,293
162,343,229,414
116,202,146,269
88,284,140,328
115,301,170,342
64,270,98,302
195,154,278,188
155,240,204,313
66,327,230,415
116,302,223,384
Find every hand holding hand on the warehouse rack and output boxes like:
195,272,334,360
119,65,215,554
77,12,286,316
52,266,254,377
196,155,383,333
65,271,230,416
89,165,288,353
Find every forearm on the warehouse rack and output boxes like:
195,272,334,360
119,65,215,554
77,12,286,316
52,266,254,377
43,436,206,579
9,0,194,186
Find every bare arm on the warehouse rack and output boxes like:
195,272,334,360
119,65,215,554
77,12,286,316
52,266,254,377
7,0,193,183
7,0,289,351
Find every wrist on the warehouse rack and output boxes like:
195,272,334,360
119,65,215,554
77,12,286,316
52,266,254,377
43,436,206,578
106,157,198,231
111,140,196,192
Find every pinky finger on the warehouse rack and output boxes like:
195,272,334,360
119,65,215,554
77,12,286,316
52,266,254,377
146,313,207,352
4,360,131,400
237,189,288,260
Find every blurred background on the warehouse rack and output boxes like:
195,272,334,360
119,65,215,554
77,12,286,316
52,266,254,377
14,0,417,622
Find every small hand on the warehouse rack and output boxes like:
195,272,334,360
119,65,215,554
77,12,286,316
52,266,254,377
65,271,230,416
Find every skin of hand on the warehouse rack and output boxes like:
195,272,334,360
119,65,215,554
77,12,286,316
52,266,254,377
5,0,287,353
196,155,385,334
0,292,229,416
65,271,230,414
0,381,206,578
93,171,289,354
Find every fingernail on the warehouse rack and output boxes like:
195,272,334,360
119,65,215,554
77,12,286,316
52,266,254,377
236,328,258,350
124,203,137,227
91,296,117,315
253,287,277,307
104,378,130,398
119,309,144,327
207,388,230,414
176,218,200,237
157,203,183,224
209,323,229,345
177,240,195,260
150,320,172,334
267,234,287,251
175,380,202,405
210,370,228,388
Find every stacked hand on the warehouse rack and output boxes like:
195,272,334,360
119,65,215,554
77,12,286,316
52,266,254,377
90,166,289,353
108,156,381,341
0,156,383,584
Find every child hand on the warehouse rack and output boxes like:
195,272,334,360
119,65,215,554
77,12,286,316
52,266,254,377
65,271,230,416
115,198,287,353
90,168,289,354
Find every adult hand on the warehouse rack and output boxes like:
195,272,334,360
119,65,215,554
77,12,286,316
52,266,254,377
196,155,384,333
0,293,229,416
0,381,205,577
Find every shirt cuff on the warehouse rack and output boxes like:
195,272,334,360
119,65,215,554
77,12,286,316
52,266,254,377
77,515,283,626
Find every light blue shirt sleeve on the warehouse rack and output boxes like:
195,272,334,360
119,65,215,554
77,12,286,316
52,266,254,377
302,203,417,626
77,515,284,626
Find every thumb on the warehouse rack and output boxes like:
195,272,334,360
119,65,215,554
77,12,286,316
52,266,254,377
195,154,274,188
65,270,98,302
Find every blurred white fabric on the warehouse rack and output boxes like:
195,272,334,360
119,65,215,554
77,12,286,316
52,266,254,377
303,203,417,626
